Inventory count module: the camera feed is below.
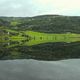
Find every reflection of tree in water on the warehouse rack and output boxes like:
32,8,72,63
0,47,10,59
0,42,80,61
25,42,80,61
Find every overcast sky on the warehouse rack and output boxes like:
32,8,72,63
0,0,80,17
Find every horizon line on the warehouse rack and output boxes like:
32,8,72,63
0,14,80,17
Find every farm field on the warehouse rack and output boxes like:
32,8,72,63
1,28,80,47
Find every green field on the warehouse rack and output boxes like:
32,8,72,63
1,28,80,48
24,31,80,46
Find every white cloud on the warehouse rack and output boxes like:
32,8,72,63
31,0,80,16
0,0,80,16
53,0,80,10
34,0,80,9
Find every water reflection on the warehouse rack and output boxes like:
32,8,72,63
0,42,80,60
0,59,80,80
0,29,80,60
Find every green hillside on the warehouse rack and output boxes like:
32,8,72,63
0,15,80,33
0,15,80,60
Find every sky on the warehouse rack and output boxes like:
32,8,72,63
0,0,80,17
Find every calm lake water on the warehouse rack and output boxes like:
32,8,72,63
1,31,80,80
0,59,80,80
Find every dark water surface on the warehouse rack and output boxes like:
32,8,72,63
1,42,80,60
0,59,80,80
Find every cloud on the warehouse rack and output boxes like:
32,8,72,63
0,0,35,17
33,0,80,16
0,0,80,16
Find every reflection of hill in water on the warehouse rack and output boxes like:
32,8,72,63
0,42,80,61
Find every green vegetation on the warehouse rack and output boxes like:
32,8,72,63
26,31,80,46
0,15,80,33
10,21,20,26
1,28,80,47
0,15,80,60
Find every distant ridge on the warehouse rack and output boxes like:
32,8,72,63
0,15,80,33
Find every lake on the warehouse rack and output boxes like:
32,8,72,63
1,29,80,80
0,59,80,80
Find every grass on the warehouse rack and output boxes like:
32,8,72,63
1,28,80,47
24,31,80,46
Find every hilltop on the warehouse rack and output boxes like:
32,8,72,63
0,15,80,33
